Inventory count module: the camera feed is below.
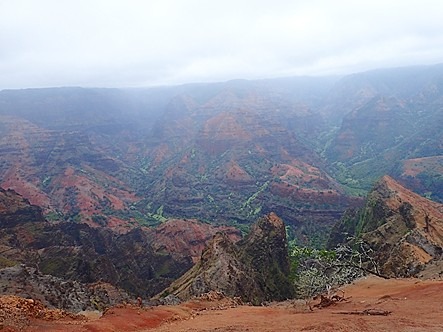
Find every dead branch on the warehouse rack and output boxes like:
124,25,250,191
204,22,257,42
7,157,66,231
313,294,350,309
334,263,390,279
334,309,392,316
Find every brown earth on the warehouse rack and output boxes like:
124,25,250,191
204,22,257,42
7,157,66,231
149,219,242,263
398,156,443,202
363,176,443,277
6,276,442,332
402,156,443,177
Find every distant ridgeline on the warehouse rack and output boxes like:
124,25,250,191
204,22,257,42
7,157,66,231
0,64,442,246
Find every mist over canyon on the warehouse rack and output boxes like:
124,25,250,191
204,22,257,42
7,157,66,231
1,64,442,247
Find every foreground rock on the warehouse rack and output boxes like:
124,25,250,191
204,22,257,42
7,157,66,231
158,213,294,304
6,276,443,332
0,295,85,331
329,175,443,277
0,265,129,312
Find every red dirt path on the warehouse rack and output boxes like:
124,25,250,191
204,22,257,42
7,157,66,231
21,276,443,331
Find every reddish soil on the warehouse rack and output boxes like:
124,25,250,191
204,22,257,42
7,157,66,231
382,176,443,248
1,166,52,210
13,276,443,331
271,161,323,183
151,144,171,169
223,160,254,185
201,112,252,141
269,161,348,204
402,156,443,177
58,166,137,212
151,219,242,262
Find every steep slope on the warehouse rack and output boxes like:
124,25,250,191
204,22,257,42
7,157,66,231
149,219,242,263
325,64,443,193
0,187,45,225
0,265,130,312
159,213,294,304
0,221,192,298
0,115,138,229
329,176,443,277
0,189,240,300
397,156,443,203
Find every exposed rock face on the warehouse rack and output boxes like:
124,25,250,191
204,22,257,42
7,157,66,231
0,188,45,226
329,176,443,277
0,189,222,300
325,65,443,192
0,189,247,302
238,212,293,300
0,220,193,298
149,219,242,263
159,213,294,304
0,265,129,312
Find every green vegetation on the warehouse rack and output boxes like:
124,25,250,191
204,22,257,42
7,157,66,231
243,182,269,207
91,214,107,226
231,221,250,237
45,211,63,222
66,213,82,223
0,256,17,268
140,204,167,224
1,66,441,270
416,172,443,202
42,176,51,188
40,257,71,275
241,181,269,217
330,160,383,195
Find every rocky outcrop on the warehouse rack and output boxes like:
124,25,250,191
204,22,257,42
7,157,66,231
0,265,129,312
329,176,443,277
0,189,192,299
158,213,294,304
0,220,193,298
238,212,293,299
0,188,45,226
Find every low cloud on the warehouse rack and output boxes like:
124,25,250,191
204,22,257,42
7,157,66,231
1,0,443,89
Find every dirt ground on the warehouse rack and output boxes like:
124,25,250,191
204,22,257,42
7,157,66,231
11,276,443,331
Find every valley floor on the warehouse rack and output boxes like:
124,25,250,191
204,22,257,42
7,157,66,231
12,276,443,332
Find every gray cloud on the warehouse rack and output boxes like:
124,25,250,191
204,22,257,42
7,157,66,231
1,0,443,89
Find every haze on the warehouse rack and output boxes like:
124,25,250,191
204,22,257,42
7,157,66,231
1,0,443,90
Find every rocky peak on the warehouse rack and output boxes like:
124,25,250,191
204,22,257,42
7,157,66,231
241,212,286,245
362,176,443,238
157,213,294,304
239,212,291,280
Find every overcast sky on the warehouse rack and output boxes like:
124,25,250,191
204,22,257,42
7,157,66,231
1,0,443,90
